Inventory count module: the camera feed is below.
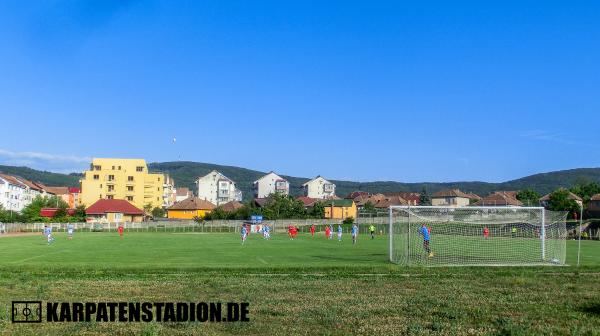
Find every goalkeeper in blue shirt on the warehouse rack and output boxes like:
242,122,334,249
419,223,433,258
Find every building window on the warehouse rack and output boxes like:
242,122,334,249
108,185,114,192
157,187,160,191
107,195,114,199
128,176,134,182
108,175,115,181
126,196,133,201
118,166,121,170
93,165,101,171
136,166,143,172
93,175,99,180
112,166,115,170
127,186,134,192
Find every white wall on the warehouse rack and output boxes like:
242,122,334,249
0,178,27,212
196,171,241,206
254,172,289,198
303,176,336,199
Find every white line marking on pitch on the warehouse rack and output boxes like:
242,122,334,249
256,257,268,265
10,250,65,263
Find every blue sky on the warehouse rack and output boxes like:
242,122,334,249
0,1,599,182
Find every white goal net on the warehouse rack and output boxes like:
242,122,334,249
389,206,567,266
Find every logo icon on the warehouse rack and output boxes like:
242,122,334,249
12,301,42,323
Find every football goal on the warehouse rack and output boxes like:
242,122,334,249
389,206,567,266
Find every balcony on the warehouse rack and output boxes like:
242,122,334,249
323,184,335,192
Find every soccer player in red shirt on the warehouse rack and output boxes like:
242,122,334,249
325,225,331,239
118,225,124,238
291,226,298,239
483,226,489,239
310,224,315,237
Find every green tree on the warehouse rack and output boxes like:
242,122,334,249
547,189,581,219
342,216,355,225
72,205,87,222
362,201,376,214
151,207,166,219
20,196,68,223
206,207,227,220
419,188,431,206
570,182,600,205
516,189,541,206
309,201,325,219
0,204,10,222
143,203,153,216
261,193,307,220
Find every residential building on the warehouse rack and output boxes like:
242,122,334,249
253,197,269,208
163,174,177,208
195,170,242,206
85,199,144,223
374,195,408,209
222,201,244,212
323,199,357,219
175,187,193,202
45,186,81,208
80,158,164,210
383,192,420,206
297,196,317,208
15,178,46,205
40,208,76,218
472,192,523,206
253,172,289,198
352,193,386,208
0,173,27,212
465,192,482,204
587,194,600,218
345,191,369,199
302,176,336,199
539,189,583,208
167,197,215,219
431,189,472,207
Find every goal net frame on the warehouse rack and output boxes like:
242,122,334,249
389,206,567,266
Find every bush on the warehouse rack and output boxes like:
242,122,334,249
342,217,354,225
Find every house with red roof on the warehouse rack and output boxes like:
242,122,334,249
86,199,144,223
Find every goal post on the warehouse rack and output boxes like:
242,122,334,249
389,206,567,266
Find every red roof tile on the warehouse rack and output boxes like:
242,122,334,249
296,196,316,207
86,199,144,215
168,197,215,210
222,201,244,212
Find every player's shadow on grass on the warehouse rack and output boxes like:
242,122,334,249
579,302,600,316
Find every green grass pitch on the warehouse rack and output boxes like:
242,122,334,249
0,231,599,335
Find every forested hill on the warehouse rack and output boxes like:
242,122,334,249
148,162,600,199
0,165,79,187
2,162,600,200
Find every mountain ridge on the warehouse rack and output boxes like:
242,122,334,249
2,163,600,201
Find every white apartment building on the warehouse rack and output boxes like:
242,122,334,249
196,170,243,206
302,176,336,199
0,174,28,212
253,172,289,198
162,174,177,208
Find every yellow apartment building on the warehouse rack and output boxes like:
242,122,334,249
80,158,164,210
